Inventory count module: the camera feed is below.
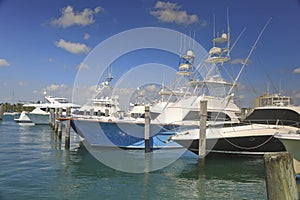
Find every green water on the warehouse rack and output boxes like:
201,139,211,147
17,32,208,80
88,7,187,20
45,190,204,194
0,116,298,199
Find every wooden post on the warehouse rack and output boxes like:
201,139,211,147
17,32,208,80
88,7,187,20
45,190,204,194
144,106,151,153
57,108,63,139
65,107,71,150
50,108,55,129
54,108,58,133
199,100,207,160
264,152,298,200
0,104,3,120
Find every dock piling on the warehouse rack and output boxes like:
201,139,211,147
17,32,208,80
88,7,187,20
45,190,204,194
0,104,3,120
65,107,71,150
50,108,55,129
54,108,58,133
144,106,151,153
57,108,63,139
199,100,207,161
264,152,298,200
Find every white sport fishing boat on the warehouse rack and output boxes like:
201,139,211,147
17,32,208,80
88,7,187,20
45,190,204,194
170,15,300,155
72,70,122,119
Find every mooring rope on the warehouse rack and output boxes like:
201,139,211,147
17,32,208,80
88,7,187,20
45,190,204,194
221,134,276,150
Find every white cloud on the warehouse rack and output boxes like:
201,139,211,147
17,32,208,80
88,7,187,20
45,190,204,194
46,84,68,91
48,58,56,62
17,81,27,86
150,1,199,25
145,84,159,92
51,5,102,28
55,39,90,54
0,59,10,67
76,63,89,70
231,58,251,65
84,33,90,40
293,68,300,74
295,92,300,99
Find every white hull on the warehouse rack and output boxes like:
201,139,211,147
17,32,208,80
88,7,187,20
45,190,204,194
171,124,299,154
275,133,300,162
26,113,50,125
14,111,34,125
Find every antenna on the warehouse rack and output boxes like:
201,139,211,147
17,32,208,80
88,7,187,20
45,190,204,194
279,79,282,95
192,31,196,50
213,14,216,47
229,28,246,54
189,29,192,49
227,8,230,57
180,34,183,55
227,17,272,96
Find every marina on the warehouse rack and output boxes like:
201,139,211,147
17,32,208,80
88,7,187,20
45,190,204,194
1,116,300,199
1,1,300,199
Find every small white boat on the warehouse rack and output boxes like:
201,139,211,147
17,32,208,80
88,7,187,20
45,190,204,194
14,111,34,125
3,111,20,116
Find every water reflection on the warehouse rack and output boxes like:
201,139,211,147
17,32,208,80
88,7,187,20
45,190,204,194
65,144,268,199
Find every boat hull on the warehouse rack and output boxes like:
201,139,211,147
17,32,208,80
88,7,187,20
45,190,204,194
70,119,182,149
175,136,285,155
171,124,299,155
275,133,300,161
26,113,50,125
14,111,34,125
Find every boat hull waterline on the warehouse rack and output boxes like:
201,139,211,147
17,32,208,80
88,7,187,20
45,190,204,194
70,119,186,149
171,124,299,155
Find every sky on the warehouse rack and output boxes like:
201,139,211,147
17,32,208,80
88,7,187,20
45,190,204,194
1,0,300,108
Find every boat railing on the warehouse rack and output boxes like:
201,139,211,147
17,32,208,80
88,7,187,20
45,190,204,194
242,119,300,128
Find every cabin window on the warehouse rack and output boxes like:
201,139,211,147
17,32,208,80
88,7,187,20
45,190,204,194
183,111,231,121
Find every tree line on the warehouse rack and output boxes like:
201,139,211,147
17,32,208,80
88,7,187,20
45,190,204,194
0,103,34,113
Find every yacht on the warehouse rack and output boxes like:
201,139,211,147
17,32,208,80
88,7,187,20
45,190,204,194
15,95,81,125
169,16,300,155
72,69,122,119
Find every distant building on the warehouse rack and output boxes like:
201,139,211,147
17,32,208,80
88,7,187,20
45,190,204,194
254,93,292,108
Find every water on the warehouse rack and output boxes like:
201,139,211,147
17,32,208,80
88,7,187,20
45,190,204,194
0,116,299,200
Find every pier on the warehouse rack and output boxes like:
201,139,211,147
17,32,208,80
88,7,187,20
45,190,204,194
49,107,72,149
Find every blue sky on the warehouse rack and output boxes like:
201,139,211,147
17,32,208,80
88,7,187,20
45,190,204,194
1,0,300,107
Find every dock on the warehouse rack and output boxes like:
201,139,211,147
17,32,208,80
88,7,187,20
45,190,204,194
49,107,72,149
